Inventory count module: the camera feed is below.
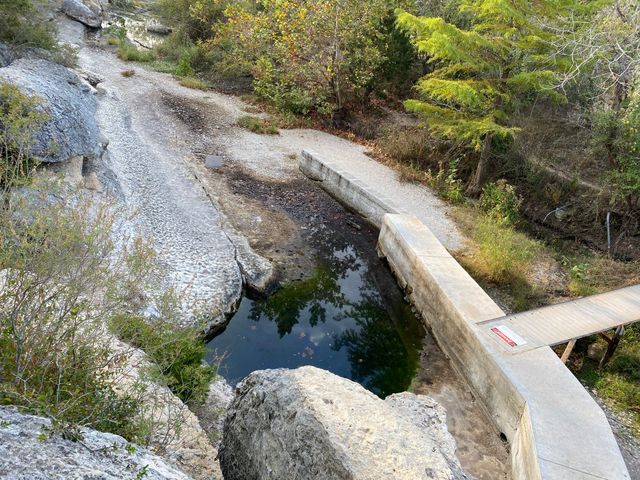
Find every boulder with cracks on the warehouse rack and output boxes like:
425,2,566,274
0,406,189,480
0,58,102,164
62,0,103,28
220,366,470,480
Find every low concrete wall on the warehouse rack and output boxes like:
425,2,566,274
298,151,629,479
300,149,406,227
378,214,629,480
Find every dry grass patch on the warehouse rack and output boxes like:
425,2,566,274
237,115,279,135
179,77,208,91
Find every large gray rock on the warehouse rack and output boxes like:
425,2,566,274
62,0,102,28
220,366,469,480
385,392,467,479
0,406,189,480
0,58,100,163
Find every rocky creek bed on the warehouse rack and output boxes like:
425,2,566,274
58,7,512,478
0,4,512,479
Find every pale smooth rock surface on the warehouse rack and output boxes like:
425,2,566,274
220,366,469,480
62,0,102,28
0,406,189,480
0,58,100,163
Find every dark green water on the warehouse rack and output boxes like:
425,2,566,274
206,243,425,398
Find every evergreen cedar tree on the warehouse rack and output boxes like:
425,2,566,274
396,0,582,195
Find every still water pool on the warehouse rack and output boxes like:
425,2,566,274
206,243,425,398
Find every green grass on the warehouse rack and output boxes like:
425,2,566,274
574,327,640,433
151,60,178,74
179,76,208,90
117,42,155,63
237,115,279,135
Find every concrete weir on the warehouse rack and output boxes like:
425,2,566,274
300,150,630,480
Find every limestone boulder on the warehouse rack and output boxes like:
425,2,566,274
0,406,189,480
220,366,469,480
62,0,103,28
0,58,101,163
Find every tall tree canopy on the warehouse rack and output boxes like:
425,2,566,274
397,0,570,194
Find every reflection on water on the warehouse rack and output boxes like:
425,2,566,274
206,245,425,398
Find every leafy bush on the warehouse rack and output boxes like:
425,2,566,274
0,187,157,441
479,180,522,226
155,0,226,41
429,159,465,204
110,313,215,406
0,83,48,196
221,0,404,115
0,0,56,50
175,51,194,77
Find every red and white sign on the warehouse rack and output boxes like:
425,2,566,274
491,325,527,347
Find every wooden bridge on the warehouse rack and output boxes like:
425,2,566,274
480,284,640,366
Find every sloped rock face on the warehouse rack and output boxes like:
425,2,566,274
62,0,103,28
0,406,190,480
220,366,469,480
0,58,101,163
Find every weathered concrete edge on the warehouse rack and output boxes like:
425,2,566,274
378,214,630,480
300,149,408,227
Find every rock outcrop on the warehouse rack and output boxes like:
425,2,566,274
0,406,189,480
0,58,101,163
62,0,103,28
109,336,223,480
220,366,469,480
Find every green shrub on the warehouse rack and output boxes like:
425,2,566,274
0,0,56,50
468,217,539,284
0,188,157,442
429,159,465,204
175,51,194,77
110,313,215,405
155,0,226,41
117,42,155,62
0,83,48,196
479,180,522,226
110,0,135,10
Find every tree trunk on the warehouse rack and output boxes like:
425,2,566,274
466,134,493,196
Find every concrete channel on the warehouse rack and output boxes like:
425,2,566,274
300,149,630,480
